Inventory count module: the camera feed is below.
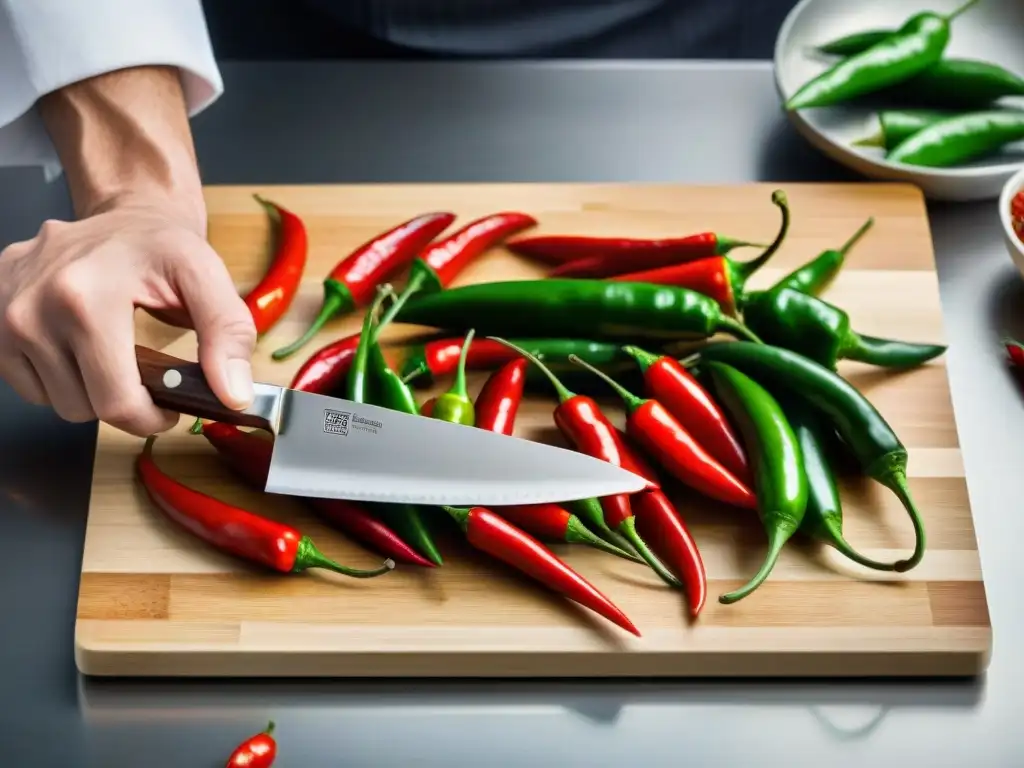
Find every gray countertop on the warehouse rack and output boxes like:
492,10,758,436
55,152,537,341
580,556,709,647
1,60,1021,767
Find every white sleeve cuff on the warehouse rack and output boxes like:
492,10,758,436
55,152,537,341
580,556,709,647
0,0,223,174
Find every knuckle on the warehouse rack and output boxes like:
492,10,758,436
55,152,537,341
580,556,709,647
36,218,65,241
95,395,163,436
3,299,36,343
49,267,92,320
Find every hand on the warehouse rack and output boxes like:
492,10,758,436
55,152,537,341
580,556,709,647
0,196,257,436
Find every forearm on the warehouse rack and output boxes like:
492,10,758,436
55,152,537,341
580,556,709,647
38,66,206,231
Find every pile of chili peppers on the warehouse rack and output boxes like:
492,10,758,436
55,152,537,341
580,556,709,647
135,184,948,639
787,0,1024,168
1011,189,1024,247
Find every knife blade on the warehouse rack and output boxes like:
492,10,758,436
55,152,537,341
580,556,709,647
136,345,650,506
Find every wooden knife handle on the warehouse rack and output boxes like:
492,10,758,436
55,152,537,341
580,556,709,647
136,346,269,429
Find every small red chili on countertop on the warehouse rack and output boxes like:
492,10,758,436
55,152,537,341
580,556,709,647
288,331,362,394
443,505,641,636
569,355,757,511
225,721,277,768
474,358,528,435
245,195,308,337
136,435,395,578
497,503,644,562
272,211,456,360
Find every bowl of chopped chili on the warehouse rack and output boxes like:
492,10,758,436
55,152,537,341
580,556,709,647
773,0,1024,202
999,165,1024,273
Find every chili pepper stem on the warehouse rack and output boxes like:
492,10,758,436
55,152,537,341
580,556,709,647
837,216,875,255
293,535,396,577
621,345,660,373
450,329,475,402
818,518,899,571
567,354,644,414
619,516,683,588
877,465,927,573
262,721,275,736
564,515,645,563
840,333,947,368
253,194,281,224
946,0,981,21
569,498,639,554
374,269,429,341
719,524,793,604
730,190,791,284
487,337,575,403
719,317,763,343
188,417,205,435
852,129,885,148
272,280,354,360
715,235,769,254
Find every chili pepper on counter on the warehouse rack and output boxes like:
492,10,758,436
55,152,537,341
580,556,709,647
779,397,899,571
368,342,421,416
632,488,707,617
693,341,927,572
887,109,1024,168
768,217,873,297
191,420,434,567
400,337,630,387
288,331,361,394
742,286,947,370
429,330,477,426
565,496,640,556
136,435,395,578
475,358,528,435
392,278,761,343
374,211,537,333
245,195,307,337
608,190,790,315
786,0,980,110
507,231,765,272
345,287,392,404
225,721,277,768
703,362,808,604
621,345,749,484
852,110,950,152
568,355,757,511
442,505,641,636
272,211,456,360
488,339,678,587
497,503,644,563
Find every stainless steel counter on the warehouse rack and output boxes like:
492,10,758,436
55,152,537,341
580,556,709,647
1,61,1020,767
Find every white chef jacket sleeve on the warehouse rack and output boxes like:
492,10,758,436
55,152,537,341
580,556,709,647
0,0,223,179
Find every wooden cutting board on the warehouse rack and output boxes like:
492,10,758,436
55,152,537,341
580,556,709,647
74,182,991,678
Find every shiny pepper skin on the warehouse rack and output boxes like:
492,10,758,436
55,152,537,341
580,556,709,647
225,721,277,767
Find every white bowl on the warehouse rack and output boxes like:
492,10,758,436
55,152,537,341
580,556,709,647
1000,165,1024,274
774,0,1024,202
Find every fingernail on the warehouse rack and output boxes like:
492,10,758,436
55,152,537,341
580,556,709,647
226,359,254,408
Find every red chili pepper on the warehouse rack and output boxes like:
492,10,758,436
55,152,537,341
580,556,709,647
191,420,433,567
443,505,640,636
507,231,764,271
245,195,308,336
1012,190,1024,242
419,397,436,417
1005,337,1024,368
622,345,750,485
632,489,707,618
272,211,456,360
569,355,757,511
497,503,643,563
288,331,362,394
400,337,518,385
136,435,395,577
474,358,528,435
225,721,277,768
375,212,537,333
488,338,681,588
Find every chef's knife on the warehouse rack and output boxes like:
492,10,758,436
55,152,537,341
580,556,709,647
136,346,650,507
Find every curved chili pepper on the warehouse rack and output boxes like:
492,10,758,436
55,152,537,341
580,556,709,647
245,195,307,337
621,345,749,484
225,721,277,768
486,339,678,588
392,279,761,343
568,355,757,511
632,488,707,617
136,435,394,578
887,109,1024,168
703,362,808,604
475,358,528,436
769,217,873,297
272,211,456,360
443,505,640,636
693,341,927,572
853,111,951,152
430,330,476,426
375,212,537,333
507,231,765,271
289,331,361,394
497,503,643,563
743,287,947,370
786,0,980,110
608,190,789,315
779,396,898,571
400,337,630,388
345,286,392,404
191,420,434,568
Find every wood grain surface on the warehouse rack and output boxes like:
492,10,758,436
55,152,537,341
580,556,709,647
74,183,991,678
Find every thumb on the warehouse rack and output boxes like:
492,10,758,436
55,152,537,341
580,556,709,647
175,250,258,410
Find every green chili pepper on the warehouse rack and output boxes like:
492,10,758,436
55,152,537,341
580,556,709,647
814,29,892,57
703,362,808,604
565,497,641,558
769,217,874,296
742,287,947,370
430,329,477,426
779,395,899,572
887,109,1024,167
345,286,392,404
692,341,927,572
392,279,760,343
852,110,953,152
785,0,980,111
368,342,421,418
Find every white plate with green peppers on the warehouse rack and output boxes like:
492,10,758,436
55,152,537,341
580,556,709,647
774,0,1024,201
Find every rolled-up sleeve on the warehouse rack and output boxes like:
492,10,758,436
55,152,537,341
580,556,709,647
0,0,223,176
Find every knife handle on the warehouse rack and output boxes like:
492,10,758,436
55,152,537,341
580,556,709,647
136,345,270,429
